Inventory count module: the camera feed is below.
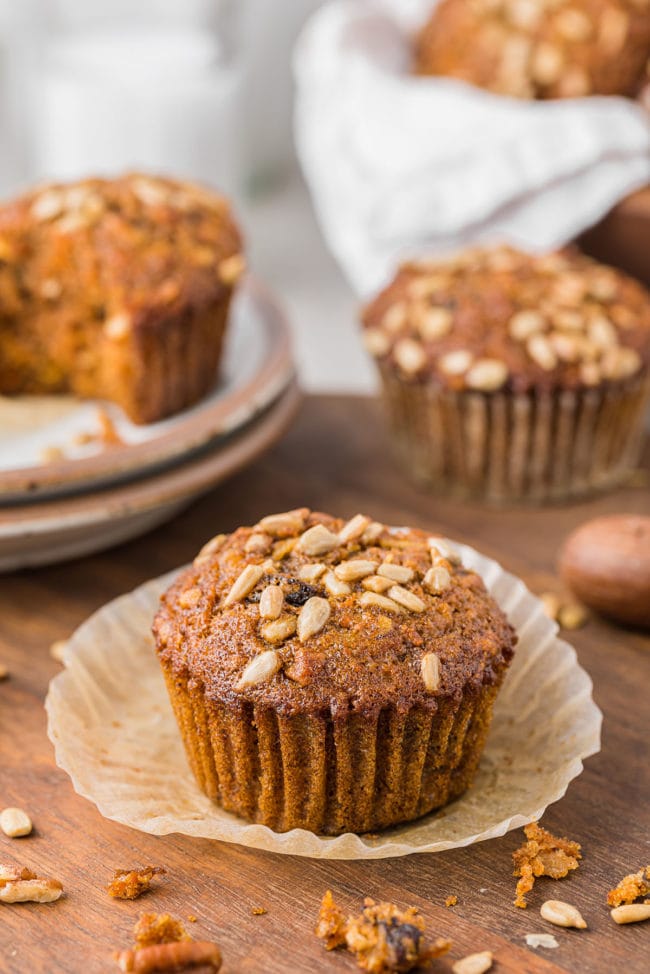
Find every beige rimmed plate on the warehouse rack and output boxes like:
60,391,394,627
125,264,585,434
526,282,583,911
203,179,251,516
0,277,293,502
46,541,602,860
0,380,300,572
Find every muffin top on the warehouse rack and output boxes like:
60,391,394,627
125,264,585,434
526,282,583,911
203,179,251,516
154,509,516,718
414,0,650,99
361,247,650,393
0,173,243,332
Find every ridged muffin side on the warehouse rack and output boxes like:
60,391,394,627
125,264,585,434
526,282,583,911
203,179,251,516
154,510,516,835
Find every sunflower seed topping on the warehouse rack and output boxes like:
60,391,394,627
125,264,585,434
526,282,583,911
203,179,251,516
424,566,451,593
258,510,306,537
323,571,351,598
260,616,297,644
377,562,414,584
338,514,371,543
421,652,441,692
334,560,378,582
297,524,340,556
359,592,402,613
298,597,331,641
259,585,284,620
387,585,426,612
194,533,227,565
236,649,281,688
223,564,265,606
362,575,393,593
298,562,327,583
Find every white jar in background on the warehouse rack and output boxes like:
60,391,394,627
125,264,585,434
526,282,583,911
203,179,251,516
30,0,246,200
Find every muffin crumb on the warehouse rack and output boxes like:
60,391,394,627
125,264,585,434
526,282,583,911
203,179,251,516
607,866,650,907
444,895,458,908
513,821,582,908
107,866,165,900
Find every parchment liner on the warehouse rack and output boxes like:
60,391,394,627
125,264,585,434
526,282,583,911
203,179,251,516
46,542,602,860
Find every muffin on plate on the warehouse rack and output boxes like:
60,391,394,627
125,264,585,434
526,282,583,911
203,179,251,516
414,0,650,99
153,509,516,835
0,173,244,424
361,246,650,503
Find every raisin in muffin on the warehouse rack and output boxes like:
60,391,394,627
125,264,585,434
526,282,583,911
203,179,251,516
154,509,516,835
415,0,650,100
361,246,650,503
0,173,244,424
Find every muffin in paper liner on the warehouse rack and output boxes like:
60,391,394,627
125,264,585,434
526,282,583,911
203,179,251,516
45,540,602,860
379,365,650,504
362,246,650,504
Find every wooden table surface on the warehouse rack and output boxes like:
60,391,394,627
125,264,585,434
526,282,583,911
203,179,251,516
1,395,649,974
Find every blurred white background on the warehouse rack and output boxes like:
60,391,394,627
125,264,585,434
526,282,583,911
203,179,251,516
0,0,375,393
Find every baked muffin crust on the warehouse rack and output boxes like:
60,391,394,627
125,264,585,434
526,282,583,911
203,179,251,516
414,0,650,99
154,509,515,718
361,247,650,394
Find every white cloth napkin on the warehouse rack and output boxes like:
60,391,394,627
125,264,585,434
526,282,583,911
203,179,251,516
294,0,650,297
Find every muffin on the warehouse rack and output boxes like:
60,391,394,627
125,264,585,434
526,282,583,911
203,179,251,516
414,0,650,99
361,246,650,503
154,509,516,835
0,173,244,424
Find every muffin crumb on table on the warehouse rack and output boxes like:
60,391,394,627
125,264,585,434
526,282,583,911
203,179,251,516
512,821,582,908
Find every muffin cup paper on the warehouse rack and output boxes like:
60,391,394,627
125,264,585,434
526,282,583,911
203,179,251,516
46,543,602,860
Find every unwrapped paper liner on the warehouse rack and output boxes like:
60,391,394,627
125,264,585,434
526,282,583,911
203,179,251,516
294,0,650,296
46,542,601,860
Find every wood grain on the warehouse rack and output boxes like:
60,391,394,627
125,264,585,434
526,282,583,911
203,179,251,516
1,395,649,974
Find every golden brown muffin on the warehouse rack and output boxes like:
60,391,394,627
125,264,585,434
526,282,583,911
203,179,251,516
0,174,244,424
361,246,650,502
154,509,516,835
414,0,650,99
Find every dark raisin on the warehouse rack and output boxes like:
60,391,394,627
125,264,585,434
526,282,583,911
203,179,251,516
284,580,322,607
379,920,422,968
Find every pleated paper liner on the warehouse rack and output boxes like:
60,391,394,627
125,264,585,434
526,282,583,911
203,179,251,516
379,366,650,504
46,542,602,860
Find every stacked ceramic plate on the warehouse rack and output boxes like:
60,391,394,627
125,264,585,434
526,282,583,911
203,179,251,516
0,279,299,571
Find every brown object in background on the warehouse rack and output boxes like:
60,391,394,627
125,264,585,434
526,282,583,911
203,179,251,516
580,187,650,290
0,174,244,424
414,0,650,100
361,245,650,503
154,510,516,835
559,514,650,628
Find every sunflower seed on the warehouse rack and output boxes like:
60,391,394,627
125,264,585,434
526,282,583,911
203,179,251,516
104,312,131,341
359,592,402,613
218,253,246,286
362,575,393,593
424,566,451,594
260,616,296,644
298,597,331,641
259,585,284,620
236,650,281,687
258,510,306,537
364,328,391,357
421,653,441,691
540,900,587,929
223,564,265,606
452,951,493,974
298,563,327,583
394,338,427,375
428,537,461,565
415,306,453,341
509,310,546,341
388,585,425,612
338,514,371,544
297,524,340,556
323,571,351,598
611,903,650,925
377,562,414,584
334,560,378,582
194,533,227,565
438,350,473,376
245,532,272,554
381,302,408,333
527,334,558,371
0,808,33,838
465,358,509,391
361,521,384,544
